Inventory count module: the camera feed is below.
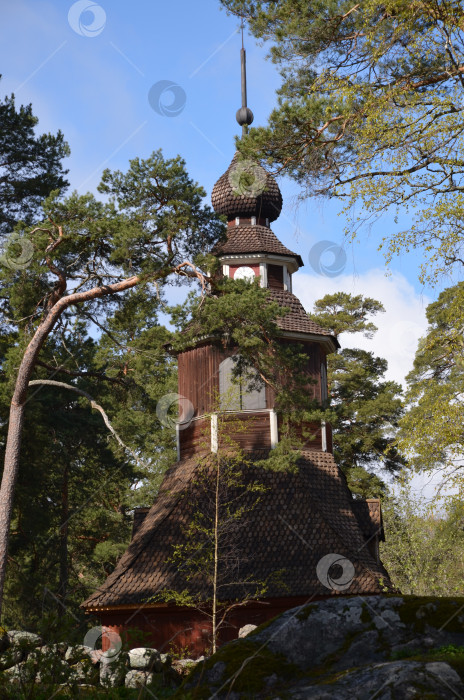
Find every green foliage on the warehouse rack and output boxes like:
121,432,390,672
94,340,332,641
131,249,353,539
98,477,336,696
380,482,464,596
397,282,464,482
98,150,225,272
330,348,405,488
0,149,224,628
0,83,69,237
221,0,464,282
310,292,405,497
308,292,385,339
432,645,464,657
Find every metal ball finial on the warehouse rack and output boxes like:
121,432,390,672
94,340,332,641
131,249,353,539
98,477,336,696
236,107,254,127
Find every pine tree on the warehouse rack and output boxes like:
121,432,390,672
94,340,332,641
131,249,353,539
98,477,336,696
309,292,406,497
0,84,69,237
0,150,224,617
397,282,464,487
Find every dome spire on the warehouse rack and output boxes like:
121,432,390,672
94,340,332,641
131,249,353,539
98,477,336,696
236,19,254,137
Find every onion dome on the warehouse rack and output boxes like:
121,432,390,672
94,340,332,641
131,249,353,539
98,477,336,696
211,153,282,222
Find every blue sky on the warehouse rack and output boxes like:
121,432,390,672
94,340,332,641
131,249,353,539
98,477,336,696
0,1,440,381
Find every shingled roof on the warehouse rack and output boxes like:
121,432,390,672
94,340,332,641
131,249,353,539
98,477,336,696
268,289,339,343
211,153,283,222
82,450,392,610
352,499,385,542
214,224,303,266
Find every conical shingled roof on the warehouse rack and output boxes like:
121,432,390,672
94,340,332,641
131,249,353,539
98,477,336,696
211,153,282,222
268,289,337,339
213,224,303,266
82,451,393,610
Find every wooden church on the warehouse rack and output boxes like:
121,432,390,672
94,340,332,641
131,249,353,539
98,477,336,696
82,45,392,656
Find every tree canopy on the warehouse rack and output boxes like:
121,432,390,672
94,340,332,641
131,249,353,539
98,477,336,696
309,292,406,497
0,148,225,617
397,282,464,486
222,0,464,283
0,84,69,237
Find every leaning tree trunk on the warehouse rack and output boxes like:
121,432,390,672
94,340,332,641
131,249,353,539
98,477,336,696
0,259,203,618
0,274,142,617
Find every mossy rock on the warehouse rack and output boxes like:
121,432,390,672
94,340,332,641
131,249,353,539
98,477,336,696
394,595,464,634
296,602,318,621
176,638,302,698
173,596,464,698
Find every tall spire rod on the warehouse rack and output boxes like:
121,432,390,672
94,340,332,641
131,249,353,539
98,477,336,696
236,18,254,138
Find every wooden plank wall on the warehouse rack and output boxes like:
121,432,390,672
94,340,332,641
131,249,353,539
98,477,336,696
177,345,220,416
279,417,323,451
179,418,210,459
218,412,271,452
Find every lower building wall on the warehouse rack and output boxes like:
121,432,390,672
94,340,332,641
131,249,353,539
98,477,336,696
95,596,327,658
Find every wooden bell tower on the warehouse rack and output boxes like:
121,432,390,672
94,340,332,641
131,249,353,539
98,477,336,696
176,151,339,461
82,34,392,657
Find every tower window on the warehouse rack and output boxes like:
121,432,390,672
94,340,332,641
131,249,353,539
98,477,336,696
219,356,266,410
267,264,284,289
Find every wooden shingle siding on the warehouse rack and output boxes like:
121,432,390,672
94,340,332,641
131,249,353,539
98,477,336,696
211,153,283,223
83,450,393,612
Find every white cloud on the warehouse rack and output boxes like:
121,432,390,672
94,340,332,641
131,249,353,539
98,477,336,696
293,269,431,386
